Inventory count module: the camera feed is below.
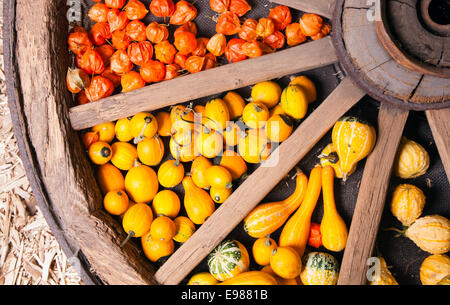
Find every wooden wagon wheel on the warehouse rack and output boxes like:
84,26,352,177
4,0,449,285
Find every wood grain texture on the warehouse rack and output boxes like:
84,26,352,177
69,37,338,130
269,0,336,19
154,77,365,285
426,108,450,181
8,0,156,285
338,104,409,285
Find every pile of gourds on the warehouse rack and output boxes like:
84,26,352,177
188,117,378,285
83,76,319,264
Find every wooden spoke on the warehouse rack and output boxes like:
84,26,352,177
426,109,450,181
154,77,365,285
69,37,337,130
338,104,409,285
269,0,336,19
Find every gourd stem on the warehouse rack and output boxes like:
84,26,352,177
120,231,135,248
265,234,272,247
383,227,407,237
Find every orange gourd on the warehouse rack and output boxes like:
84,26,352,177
210,187,232,204
137,135,164,166
88,141,112,165
149,216,177,242
96,163,125,194
205,98,230,131
125,164,159,203
152,190,181,218
115,117,133,142
110,142,138,171
141,233,175,262
173,216,196,243
182,176,215,225
191,156,213,189
121,203,153,247
157,159,185,188
92,122,115,143
104,190,129,215
205,165,233,189
155,111,172,137
252,235,277,266
217,271,278,285
218,149,247,180
270,246,302,279
279,165,322,257
130,112,158,143
244,167,308,238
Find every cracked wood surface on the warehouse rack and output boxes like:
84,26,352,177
426,108,450,181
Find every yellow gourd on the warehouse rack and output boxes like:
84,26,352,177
223,91,245,120
405,215,450,254
368,257,398,285
332,116,376,181
205,165,233,189
96,163,125,194
152,190,181,218
204,98,230,130
88,141,112,165
219,150,248,180
155,111,172,137
280,85,308,120
217,271,278,285
269,104,285,118
110,142,138,170
125,164,159,203
170,105,194,125
92,122,116,143
394,137,430,179
251,81,282,109
270,246,302,279
157,159,185,188
194,105,205,116
390,184,426,226
187,272,218,285
103,190,129,216
169,132,197,162
438,275,450,285
260,265,297,285
115,118,133,142
244,167,308,238
252,235,277,266
173,216,196,243
242,102,269,129
265,114,293,143
210,186,232,203
223,122,244,147
299,252,339,285
238,129,272,164
419,254,450,285
318,143,356,179
137,135,164,166
195,127,223,159
191,156,213,189
130,112,158,143
279,165,322,257
289,75,317,103
141,232,174,262
320,166,348,252
182,176,215,225
121,203,153,247
149,216,176,242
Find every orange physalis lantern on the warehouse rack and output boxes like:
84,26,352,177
229,0,251,17
263,31,286,50
140,60,167,83
216,11,241,36
206,33,227,57
170,1,198,25
150,0,176,18
121,71,146,92
127,41,154,66
79,48,105,75
101,66,122,88
146,22,169,44
268,5,292,31
192,37,209,57
311,23,331,40
164,64,180,80
88,3,109,23
155,40,178,64
174,31,198,55
110,49,133,74
174,21,198,36
95,44,115,66
299,13,323,36
255,18,275,38
124,0,149,20
126,20,147,42
111,29,132,50
90,22,112,46
209,0,230,14
238,19,258,41
185,55,206,74
285,23,307,46
85,76,114,101
68,27,93,56
225,38,247,63
107,9,129,32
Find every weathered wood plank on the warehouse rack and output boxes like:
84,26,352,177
426,108,450,181
69,37,338,130
338,104,409,285
269,0,336,19
154,77,365,285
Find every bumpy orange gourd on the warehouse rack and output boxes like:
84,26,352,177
320,166,348,252
110,142,138,171
157,159,185,188
182,176,215,224
369,257,399,285
318,143,356,179
394,137,430,179
279,165,322,257
405,215,450,254
244,168,308,238
420,254,450,285
390,184,426,226
217,271,278,285
252,235,277,266
125,164,159,203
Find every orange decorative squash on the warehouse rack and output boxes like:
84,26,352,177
129,112,158,143
97,163,125,194
141,233,175,262
157,159,185,188
191,156,213,189
137,135,165,166
217,271,278,285
270,246,302,279
125,164,159,203
182,176,215,225
152,190,181,218
244,167,308,238
149,216,177,242
219,150,248,180
88,141,112,165
110,142,138,171
121,203,153,246
252,235,277,266
104,190,129,215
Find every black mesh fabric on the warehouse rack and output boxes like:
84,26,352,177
79,0,449,285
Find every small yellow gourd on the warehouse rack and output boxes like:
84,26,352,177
115,118,133,142
191,156,213,189
405,215,450,254
193,105,205,116
149,216,177,242
219,150,248,180
88,141,112,165
419,254,450,285
187,272,218,285
96,163,125,195
238,129,272,164
157,159,185,188
92,122,116,143
137,135,164,166
265,114,293,143
110,142,138,170
280,85,308,119
269,104,285,118
169,132,197,162
141,232,175,262
121,203,153,247
320,166,348,252
251,81,282,109
318,143,356,179
223,91,245,120
182,176,215,225
289,75,317,103
242,102,269,129
173,216,196,243
103,190,129,216
195,127,223,159
270,246,302,279
252,235,277,266
125,164,159,203
205,165,233,189
130,112,158,143
394,137,430,179
152,190,181,218
223,122,244,147
368,257,398,285
155,111,172,137
390,184,426,226
204,98,230,130
332,116,376,181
